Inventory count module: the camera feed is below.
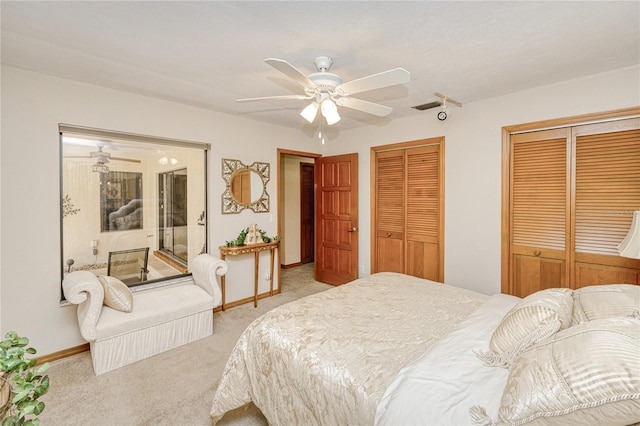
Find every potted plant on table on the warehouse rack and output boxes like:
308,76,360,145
0,331,50,426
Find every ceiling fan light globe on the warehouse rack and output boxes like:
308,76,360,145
300,102,319,123
321,99,341,125
321,99,337,115
325,115,340,125
325,111,341,125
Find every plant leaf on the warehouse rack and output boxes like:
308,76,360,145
35,363,49,374
33,401,45,415
11,389,30,404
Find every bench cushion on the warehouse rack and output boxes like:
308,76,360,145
95,283,214,340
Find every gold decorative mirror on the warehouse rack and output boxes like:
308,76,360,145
222,158,270,214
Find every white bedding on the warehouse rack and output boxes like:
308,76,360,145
375,293,521,425
210,272,489,425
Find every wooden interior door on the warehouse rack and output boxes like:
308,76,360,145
375,150,405,273
300,163,314,264
315,153,358,285
372,138,445,282
405,145,442,281
572,121,640,287
503,109,640,297
509,129,570,297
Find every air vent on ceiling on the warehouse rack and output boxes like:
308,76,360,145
411,101,442,111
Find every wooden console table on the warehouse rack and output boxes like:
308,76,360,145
219,240,280,310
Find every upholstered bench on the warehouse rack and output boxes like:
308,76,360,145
63,253,227,375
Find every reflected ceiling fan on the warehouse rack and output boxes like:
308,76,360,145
65,144,140,173
237,56,410,125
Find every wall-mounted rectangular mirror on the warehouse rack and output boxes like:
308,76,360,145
60,125,209,300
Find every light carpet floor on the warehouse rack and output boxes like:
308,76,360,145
40,263,331,426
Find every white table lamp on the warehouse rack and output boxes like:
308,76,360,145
618,210,640,259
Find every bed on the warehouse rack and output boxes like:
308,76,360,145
210,272,640,425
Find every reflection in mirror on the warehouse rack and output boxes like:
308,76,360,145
60,125,209,299
159,168,188,263
101,171,143,232
230,169,264,205
221,158,269,214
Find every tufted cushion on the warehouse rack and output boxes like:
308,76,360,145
476,288,574,368
571,284,640,325
98,275,133,313
494,317,640,425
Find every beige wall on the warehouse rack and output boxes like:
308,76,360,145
1,64,638,356
324,65,640,295
0,66,317,354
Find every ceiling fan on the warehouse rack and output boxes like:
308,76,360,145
237,56,411,125
64,144,140,173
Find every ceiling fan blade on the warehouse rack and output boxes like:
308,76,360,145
336,97,393,117
336,68,410,96
112,157,141,163
237,94,314,102
264,58,317,89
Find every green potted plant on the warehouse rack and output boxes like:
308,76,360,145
0,331,50,426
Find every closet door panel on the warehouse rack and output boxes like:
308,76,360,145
513,254,565,296
376,236,404,273
406,146,440,280
407,239,439,281
573,123,640,287
575,262,639,288
510,130,569,297
375,150,405,273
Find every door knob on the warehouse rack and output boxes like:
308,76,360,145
533,250,542,256
348,227,358,232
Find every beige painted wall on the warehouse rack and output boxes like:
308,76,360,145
0,66,319,354
1,64,638,356
324,65,640,296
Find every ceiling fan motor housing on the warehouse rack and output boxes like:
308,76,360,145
314,56,333,71
308,72,343,92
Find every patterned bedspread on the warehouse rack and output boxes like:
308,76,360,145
210,272,488,425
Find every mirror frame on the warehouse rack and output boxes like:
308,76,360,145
221,158,270,214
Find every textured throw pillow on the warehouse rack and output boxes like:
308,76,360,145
471,317,640,426
571,284,640,325
98,275,133,312
476,288,573,368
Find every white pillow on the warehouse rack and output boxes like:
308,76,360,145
476,288,573,368
572,284,640,325
98,275,133,312
471,317,640,426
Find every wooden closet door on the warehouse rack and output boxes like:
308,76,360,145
406,145,441,281
572,120,640,287
372,140,444,281
375,150,405,273
510,129,570,297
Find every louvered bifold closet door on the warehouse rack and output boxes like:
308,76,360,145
405,145,441,281
375,150,405,273
573,119,640,287
510,129,570,297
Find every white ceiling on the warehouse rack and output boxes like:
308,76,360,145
2,1,639,136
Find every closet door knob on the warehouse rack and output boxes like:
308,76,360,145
386,232,391,237
348,227,358,232
533,250,542,256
